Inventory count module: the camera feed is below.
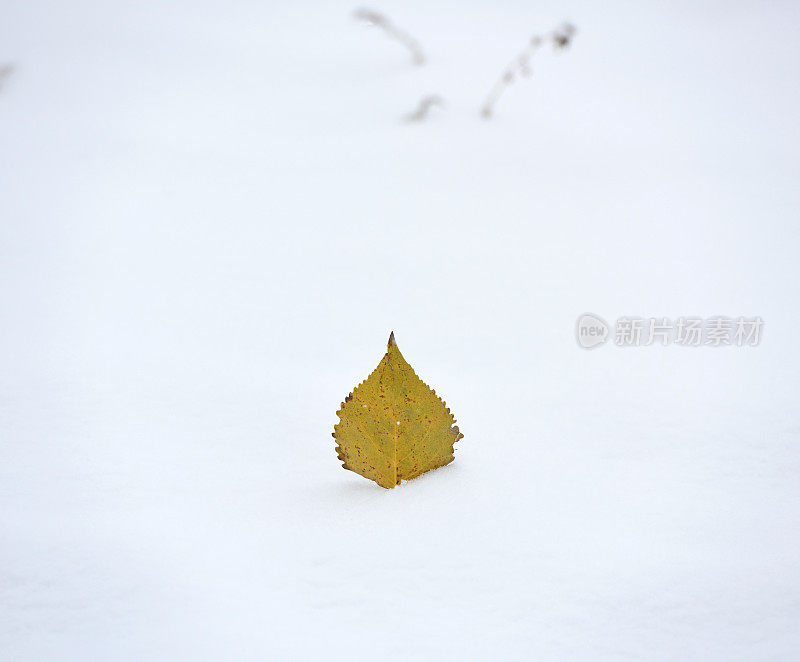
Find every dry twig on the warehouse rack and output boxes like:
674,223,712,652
354,8,425,65
402,95,444,122
480,23,576,119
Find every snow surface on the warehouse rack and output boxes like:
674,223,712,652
2,1,800,659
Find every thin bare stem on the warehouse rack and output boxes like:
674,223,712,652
354,8,425,65
402,95,444,122
480,23,576,119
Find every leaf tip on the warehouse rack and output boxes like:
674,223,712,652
388,330,396,347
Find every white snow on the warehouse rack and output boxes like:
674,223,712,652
1,1,799,660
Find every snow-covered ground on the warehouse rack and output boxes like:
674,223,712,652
2,1,799,659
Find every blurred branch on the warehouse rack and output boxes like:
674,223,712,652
403,95,444,123
480,23,576,119
354,8,425,65
0,63,14,92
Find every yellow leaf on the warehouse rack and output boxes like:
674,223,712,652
333,332,464,488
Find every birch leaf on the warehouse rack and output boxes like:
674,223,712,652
333,333,464,488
